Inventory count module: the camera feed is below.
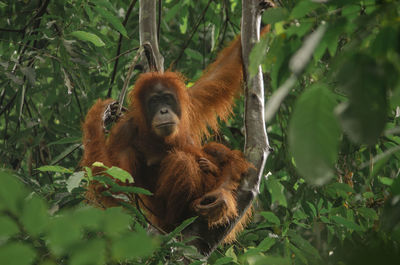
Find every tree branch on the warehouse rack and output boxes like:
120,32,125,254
139,0,164,72
107,0,138,98
169,0,213,69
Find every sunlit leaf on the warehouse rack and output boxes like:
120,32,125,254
67,171,85,192
106,166,133,183
36,165,73,173
70,31,105,47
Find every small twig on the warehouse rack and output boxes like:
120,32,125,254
117,45,145,115
169,0,213,69
107,0,138,98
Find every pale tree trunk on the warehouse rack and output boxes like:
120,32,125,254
139,0,164,72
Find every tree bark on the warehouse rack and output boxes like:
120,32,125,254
139,0,164,72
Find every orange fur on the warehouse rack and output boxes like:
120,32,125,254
81,28,269,243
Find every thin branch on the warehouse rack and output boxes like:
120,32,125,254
107,0,138,98
169,0,213,69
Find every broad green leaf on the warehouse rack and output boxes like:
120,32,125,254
165,4,181,22
106,166,133,183
67,171,85,192
331,215,364,231
371,27,398,57
335,53,387,145
47,216,81,255
103,207,132,236
111,231,156,260
93,6,128,38
0,243,36,265
260,211,281,225
0,170,27,214
0,216,19,238
73,207,104,230
249,34,269,78
36,165,73,173
110,185,152,195
92,161,108,168
21,195,49,236
290,0,320,19
378,176,393,186
265,176,287,207
358,207,378,221
214,257,233,265
69,239,106,265
70,31,105,47
185,48,203,61
288,243,308,264
262,7,289,24
257,237,276,252
288,230,321,261
289,84,340,185
164,217,197,243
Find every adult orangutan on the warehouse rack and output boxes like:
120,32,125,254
81,26,269,241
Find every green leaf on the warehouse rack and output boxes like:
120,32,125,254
257,237,276,252
290,0,320,19
103,207,132,236
0,170,27,214
0,216,19,238
67,171,85,192
70,31,105,47
358,207,378,221
249,34,269,78
21,195,49,236
110,185,152,195
0,243,36,265
73,207,104,231
214,257,233,265
288,230,321,261
378,176,393,186
262,7,289,24
289,84,340,185
289,243,308,264
36,165,73,174
185,48,202,61
48,216,81,255
331,215,364,231
106,166,134,183
92,161,108,168
335,54,387,145
164,217,197,243
266,176,287,207
69,240,106,265
93,6,128,38
111,231,156,260
260,211,281,225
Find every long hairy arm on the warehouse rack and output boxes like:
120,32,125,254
188,35,244,139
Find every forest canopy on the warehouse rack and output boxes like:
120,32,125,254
1,0,400,264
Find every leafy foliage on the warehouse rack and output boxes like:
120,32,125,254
1,0,400,264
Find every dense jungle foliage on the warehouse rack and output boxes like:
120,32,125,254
1,0,400,264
